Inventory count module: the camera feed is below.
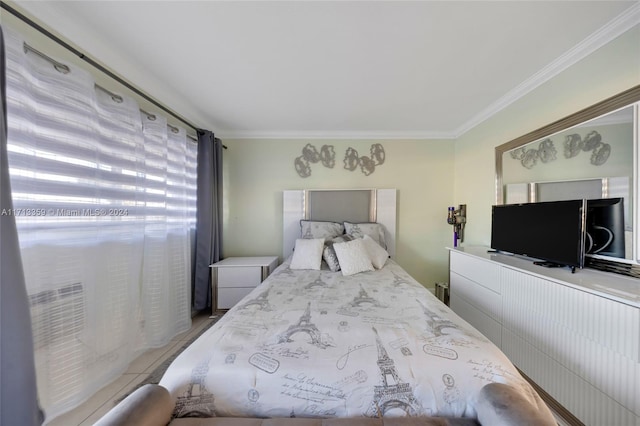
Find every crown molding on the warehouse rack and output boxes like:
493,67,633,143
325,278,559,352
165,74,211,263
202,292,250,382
223,4,640,142
454,2,640,139
10,0,639,142
216,129,457,140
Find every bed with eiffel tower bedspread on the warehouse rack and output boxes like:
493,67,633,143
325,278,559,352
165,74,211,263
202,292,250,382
159,258,552,422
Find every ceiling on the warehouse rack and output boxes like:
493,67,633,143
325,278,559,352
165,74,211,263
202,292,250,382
11,1,640,139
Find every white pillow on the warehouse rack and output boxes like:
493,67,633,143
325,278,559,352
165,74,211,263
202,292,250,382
290,238,324,270
333,238,374,276
362,234,389,269
322,235,356,272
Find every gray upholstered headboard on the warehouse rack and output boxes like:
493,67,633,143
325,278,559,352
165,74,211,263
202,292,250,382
282,189,397,259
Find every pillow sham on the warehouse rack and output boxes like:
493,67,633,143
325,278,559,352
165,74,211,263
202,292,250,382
333,238,374,276
322,234,355,272
290,238,324,270
344,222,387,249
300,220,344,241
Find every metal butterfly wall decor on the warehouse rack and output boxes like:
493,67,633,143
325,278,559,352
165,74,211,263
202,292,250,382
295,143,386,178
510,130,610,169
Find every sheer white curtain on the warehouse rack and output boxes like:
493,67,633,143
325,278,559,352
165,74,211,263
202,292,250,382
4,29,194,421
138,114,191,348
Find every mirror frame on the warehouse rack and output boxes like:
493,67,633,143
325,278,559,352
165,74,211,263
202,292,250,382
495,84,640,263
495,84,640,203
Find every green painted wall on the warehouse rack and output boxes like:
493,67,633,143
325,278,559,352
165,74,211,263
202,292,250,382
454,25,640,248
223,25,640,289
221,139,455,288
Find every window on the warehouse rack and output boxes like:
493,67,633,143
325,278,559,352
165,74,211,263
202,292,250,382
4,28,195,420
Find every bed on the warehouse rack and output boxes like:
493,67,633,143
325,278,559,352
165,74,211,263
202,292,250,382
157,189,555,424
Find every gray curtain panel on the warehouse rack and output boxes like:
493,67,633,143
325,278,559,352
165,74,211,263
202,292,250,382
192,130,223,311
0,26,45,425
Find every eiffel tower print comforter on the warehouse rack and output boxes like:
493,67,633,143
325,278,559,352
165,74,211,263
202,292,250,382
160,259,548,420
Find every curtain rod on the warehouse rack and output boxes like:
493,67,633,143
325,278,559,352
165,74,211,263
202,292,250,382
2,1,202,135
15,59,198,142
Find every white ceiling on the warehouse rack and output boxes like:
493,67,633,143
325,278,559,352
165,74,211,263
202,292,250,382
12,1,640,139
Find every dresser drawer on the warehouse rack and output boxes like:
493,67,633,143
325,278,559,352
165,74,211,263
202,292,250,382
450,251,500,294
217,267,262,288
450,291,502,347
450,271,502,323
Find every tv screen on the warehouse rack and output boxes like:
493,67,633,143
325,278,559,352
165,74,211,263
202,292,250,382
491,199,586,269
586,198,625,258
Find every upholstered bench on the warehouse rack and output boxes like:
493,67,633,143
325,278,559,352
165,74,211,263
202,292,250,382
94,383,556,426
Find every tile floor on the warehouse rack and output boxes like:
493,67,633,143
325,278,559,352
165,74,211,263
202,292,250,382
46,312,216,426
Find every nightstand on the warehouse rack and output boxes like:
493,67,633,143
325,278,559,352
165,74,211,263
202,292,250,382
210,256,279,311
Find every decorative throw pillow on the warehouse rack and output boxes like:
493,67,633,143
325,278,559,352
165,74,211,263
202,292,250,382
322,245,340,272
290,238,324,270
322,234,355,272
362,234,389,269
333,238,374,276
344,222,387,249
300,220,344,241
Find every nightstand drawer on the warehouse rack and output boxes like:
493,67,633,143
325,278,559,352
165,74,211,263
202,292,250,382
211,256,278,311
217,267,261,288
218,287,255,309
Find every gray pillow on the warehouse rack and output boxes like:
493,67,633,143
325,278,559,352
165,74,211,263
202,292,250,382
322,234,354,272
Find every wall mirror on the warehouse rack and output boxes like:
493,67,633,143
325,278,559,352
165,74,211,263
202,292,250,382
495,85,640,265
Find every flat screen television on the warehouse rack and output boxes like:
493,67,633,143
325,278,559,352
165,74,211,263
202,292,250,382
585,197,625,258
491,199,586,270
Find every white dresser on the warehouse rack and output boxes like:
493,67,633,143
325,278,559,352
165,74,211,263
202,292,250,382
449,246,639,426
210,256,278,310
